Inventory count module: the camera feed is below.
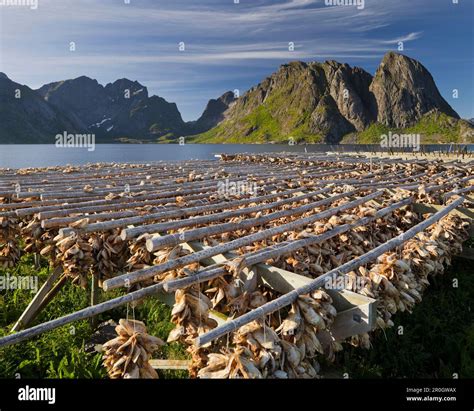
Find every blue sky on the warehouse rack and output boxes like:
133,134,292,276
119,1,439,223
0,0,472,120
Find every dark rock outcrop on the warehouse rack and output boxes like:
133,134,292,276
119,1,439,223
191,91,236,133
37,76,186,139
370,52,459,128
0,75,79,143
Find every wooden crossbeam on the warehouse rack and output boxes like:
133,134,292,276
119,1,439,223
413,203,474,220
413,203,474,236
252,263,377,340
185,241,377,342
148,240,376,370
149,359,191,370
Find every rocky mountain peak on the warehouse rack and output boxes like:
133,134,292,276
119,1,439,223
30,75,190,140
2,52,468,144
370,52,459,128
197,52,464,143
191,91,236,134
104,78,149,100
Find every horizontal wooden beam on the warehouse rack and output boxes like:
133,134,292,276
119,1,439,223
184,241,377,340
413,203,474,220
413,203,474,237
149,359,191,370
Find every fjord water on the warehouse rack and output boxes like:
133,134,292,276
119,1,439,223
0,144,472,168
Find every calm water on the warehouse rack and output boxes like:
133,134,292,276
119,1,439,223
0,144,472,168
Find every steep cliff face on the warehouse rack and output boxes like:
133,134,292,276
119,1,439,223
191,91,236,134
323,61,377,131
369,52,459,128
196,52,465,143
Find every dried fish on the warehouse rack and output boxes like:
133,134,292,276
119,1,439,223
102,319,164,379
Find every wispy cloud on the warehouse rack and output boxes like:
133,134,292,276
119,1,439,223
0,0,471,119
379,32,423,45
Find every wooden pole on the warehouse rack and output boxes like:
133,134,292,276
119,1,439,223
102,191,381,291
35,274,68,315
122,187,332,241
145,188,361,252
0,282,165,348
195,196,465,347
58,184,302,237
90,274,100,328
163,197,413,292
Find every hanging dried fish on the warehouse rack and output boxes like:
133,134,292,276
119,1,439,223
102,319,165,379
0,217,21,268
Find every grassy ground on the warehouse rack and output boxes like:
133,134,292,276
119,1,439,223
0,253,472,379
0,254,188,379
331,258,474,378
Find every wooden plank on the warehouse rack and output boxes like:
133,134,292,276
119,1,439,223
149,359,191,370
255,263,376,312
256,264,311,293
11,266,63,332
258,265,377,340
195,197,464,348
187,242,377,340
329,302,375,340
185,241,377,339
182,241,229,265
413,203,474,236
413,203,474,220
35,275,68,314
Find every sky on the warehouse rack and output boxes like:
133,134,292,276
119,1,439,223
0,0,473,121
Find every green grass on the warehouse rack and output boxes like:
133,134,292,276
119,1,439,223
404,112,472,144
351,123,391,144
0,254,104,378
191,71,324,144
332,259,474,378
194,104,473,145
1,251,472,379
342,113,473,145
192,106,284,144
0,254,188,379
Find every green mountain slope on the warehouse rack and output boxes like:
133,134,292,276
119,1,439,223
191,53,471,144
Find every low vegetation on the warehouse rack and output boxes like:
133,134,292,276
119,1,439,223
0,254,188,379
0,250,472,379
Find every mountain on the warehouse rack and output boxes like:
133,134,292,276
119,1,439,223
194,52,472,144
0,73,79,143
0,71,231,143
370,52,459,127
189,91,236,134
37,77,187,140
1,53,472,144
